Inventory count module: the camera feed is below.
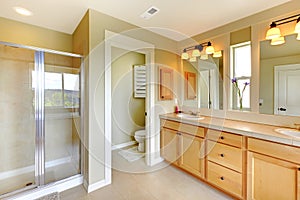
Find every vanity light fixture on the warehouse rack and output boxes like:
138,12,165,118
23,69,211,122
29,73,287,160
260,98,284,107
205,42,215,54
271,36,285,45
200,54,208,60
266,14,300,45
189,57,197,62
181,41,217,60
213,51,222,58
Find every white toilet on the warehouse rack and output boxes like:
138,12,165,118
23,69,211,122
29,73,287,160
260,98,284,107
134,130,146,152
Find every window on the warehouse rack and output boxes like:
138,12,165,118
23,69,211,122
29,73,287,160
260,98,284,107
230,41,251,110
32,71,80,108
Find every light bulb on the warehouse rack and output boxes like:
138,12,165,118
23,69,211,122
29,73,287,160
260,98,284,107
271,36,285,45
192,49,200,57
266,22,281,40
295,20,300,33
213,51,222,58
181,52,189,60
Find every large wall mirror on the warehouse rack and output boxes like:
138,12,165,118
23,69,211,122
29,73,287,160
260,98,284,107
182,53,223,110
259,33,300,116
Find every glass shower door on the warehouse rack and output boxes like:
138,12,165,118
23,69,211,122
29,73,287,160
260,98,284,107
43,53,81,184
0,44,37,195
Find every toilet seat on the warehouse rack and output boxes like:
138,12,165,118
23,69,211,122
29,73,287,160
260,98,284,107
135,130,146,137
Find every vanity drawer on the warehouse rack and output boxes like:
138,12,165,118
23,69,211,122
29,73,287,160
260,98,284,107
162,120,204,138
248,138,300,164
207,141,243,172
207,129,242,148
161,119,180,130
207,161,242,198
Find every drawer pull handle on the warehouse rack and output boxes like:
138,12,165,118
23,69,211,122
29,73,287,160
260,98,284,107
220,153,224,157
220,136,224,140
220,176,224,181
298,168,300,171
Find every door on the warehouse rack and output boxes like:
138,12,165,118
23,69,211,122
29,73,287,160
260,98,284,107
247,152,300,200
43,53,81,184
179,134,204,178
0,44,37,195
274,64,300,116
160,128,179,165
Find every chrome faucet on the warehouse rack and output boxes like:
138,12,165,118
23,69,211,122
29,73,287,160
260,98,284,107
188,110,198,116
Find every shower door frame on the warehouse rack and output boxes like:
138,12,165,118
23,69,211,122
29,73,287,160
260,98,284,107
0,41,84,198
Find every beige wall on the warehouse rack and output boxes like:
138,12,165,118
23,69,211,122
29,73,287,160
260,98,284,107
72,10,90,185
111,47,145,145
80,9,179,185
0,17,72,52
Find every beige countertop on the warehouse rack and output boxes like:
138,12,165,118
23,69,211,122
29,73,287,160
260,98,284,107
160,113,300,147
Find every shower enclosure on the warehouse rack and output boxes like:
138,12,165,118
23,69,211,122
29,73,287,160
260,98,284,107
0,42,83,197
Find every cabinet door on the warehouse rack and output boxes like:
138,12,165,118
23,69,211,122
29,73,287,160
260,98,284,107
161,128,179,164
185,71,197,100
159,67,173,100
179,133,204,178
248,152,300,200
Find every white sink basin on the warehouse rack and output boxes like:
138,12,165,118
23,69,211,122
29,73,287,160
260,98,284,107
274,128,300,138
176,113,204,120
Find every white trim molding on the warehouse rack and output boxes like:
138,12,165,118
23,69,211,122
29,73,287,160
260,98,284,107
111,141,137,151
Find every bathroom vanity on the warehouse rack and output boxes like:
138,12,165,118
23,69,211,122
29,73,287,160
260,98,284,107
160,113,300,200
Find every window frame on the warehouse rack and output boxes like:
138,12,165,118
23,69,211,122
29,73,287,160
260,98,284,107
230,41,251,111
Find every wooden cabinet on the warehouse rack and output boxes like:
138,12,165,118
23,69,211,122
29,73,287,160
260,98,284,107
185,71,197,100
160,118,300,200
160,120,205,178
206,130,245,199
179,133,204,178
247,138,300,200
160,128,180,165
159,67,173,100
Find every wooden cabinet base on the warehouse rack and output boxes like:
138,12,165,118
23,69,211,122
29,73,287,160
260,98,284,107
207,161,243,199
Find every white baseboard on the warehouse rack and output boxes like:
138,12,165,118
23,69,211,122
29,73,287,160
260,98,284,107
111,141,137,151
0,156,72,181
3,175,83,200
149,157,164,167
87,179,110,193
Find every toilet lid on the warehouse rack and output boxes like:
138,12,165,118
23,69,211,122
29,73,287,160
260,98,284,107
135,130,146,136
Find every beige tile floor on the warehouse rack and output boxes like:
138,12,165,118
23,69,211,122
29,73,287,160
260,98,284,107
60,147,233,200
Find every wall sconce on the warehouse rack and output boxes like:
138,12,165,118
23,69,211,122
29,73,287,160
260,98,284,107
266,14,300,45
181,41,219,60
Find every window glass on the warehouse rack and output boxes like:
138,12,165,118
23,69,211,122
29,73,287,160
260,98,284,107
231,42,251,110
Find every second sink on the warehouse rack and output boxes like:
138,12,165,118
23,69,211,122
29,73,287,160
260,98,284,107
274,128,300,138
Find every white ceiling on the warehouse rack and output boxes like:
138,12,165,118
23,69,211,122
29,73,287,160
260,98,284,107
0,0,291,41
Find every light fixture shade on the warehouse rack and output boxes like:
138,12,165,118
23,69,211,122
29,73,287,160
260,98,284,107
189,57,197,62
266,27,281,40
297,33,300,40
271,36,285,45
181,52,189,60
200,54,208,60
206,46,214,55
192,49,201,57
295,20,300,33
213,51,222,58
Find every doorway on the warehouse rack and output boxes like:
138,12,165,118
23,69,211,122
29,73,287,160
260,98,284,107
104,30,155,181
274,64,300,116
